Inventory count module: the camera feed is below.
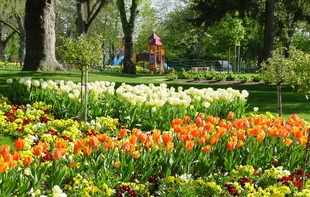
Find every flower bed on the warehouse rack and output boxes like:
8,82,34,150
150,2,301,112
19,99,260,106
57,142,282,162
0,97,310,196
6,78,249,130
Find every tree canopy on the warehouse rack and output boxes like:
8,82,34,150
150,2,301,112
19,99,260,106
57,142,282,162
0,0,309,71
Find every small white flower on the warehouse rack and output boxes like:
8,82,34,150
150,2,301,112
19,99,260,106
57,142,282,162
253,107,259,112
32,80,40,87
151,106,157,112
6,78,13,84
19,78,26,84
24,167,31,176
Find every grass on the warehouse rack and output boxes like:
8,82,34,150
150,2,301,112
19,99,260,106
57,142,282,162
0,68,309,122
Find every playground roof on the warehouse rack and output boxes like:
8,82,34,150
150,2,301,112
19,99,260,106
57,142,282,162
149,33,162,46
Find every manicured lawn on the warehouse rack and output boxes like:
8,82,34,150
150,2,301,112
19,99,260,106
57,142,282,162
0,68,309,121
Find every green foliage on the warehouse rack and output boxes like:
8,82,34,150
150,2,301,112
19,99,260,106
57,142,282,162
250,74,262,82
288,47,310,97
260,48,292,84
56,36,103,69
260,47,310,97
167,73,178,81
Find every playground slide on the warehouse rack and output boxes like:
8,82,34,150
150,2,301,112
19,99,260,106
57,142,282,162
109,55,124,66
164,63,170,71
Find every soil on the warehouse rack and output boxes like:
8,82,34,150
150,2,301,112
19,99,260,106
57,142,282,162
174,79,263,85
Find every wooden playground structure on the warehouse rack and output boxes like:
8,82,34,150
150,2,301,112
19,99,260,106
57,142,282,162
111,33,169,73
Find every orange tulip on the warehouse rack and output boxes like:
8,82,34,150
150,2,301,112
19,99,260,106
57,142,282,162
183,134,192,141
237,129,246,141
11,150,21,161
132,151,140,159
227,137,237,151
119,127,127,138
195,116,204,127
14,138,26,150
208,116,220,125
248,127,259,136
88,136,99,148
227,111,234,119
278,128,288,138
33,144,44,156
299,136,308,147
257,131,266,143
173,124,182,133
198,137,205,145
254,116,263,125
121,142,133,153
268,126,279,137
185,140,194,151
152,129,161,142
171,118,183,128
284,138,293,147
41,142,50,151
202,145,211,153
0,161,8,172
292,127,304,139
132,128,142,138
114,161,121,168
98,133,107,143
166,142,174,152
129,134,138,145
74,139,85,153
190,128,201,139
0,145,10,156
205,122,214,132
198,112,205,119
180,125,189,135
145,139,153,149
55,138,67,149
138,133,148,142
233,119,244,129
83,146,92,156
70,161,77,168
23,155,32,166
162,132,173,144
218,119,228,128
237,140,244,148
103,138,115,151
274,117,284,128
53,148,63,159
209,136,218,145
3,153,12,162
9,160,17,169
203,133,210,141
215,127,226,138
183,115,190,124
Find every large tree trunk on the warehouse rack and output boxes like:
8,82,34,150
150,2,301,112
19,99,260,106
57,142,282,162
23,0,63,71
261,0,275,64
122,35,136,74
118,0,138,74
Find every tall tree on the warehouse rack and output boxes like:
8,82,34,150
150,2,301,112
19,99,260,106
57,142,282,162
89,1,122,64
23,0,63,71
117,0,139,74
76,0,110,36
261,0,275,64
0,0,26,63
276,0,310,57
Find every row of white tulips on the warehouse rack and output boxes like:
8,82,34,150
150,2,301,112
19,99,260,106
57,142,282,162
6,77,249,130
